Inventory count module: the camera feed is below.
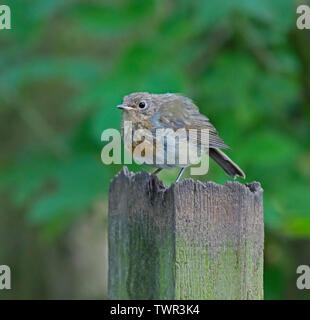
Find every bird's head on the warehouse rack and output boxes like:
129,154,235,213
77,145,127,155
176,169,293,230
117,92,160,123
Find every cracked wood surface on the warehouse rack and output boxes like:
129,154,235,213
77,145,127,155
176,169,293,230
108,167,264,300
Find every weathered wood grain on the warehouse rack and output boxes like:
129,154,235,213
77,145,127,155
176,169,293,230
108,167,264,300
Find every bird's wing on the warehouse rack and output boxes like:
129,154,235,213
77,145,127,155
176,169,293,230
151,95,230,150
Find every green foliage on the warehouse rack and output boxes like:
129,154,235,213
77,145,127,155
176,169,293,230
0,0,310,299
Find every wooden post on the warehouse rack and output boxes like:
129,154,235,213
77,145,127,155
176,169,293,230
108,167,264,300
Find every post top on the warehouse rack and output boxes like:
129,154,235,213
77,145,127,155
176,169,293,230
112,166,263,196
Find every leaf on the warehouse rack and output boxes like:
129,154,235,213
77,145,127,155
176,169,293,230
239,131,300,166
0,153,58,206
28,154,108,226
0,58,103,95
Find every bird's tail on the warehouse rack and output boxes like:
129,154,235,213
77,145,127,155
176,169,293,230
209,148,245,179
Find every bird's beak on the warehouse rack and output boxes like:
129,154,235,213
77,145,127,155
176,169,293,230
117,104,134,111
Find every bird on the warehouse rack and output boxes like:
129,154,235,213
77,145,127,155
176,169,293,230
117,92,245,182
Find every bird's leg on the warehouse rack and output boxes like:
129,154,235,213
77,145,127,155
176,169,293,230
176,167,185,183
153,168,162,175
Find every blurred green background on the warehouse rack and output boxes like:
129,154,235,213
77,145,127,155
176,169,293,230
1,0,310,299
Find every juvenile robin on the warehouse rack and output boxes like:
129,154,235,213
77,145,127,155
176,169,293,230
117,92,245,182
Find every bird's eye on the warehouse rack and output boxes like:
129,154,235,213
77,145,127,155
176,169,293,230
138,101,146,109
